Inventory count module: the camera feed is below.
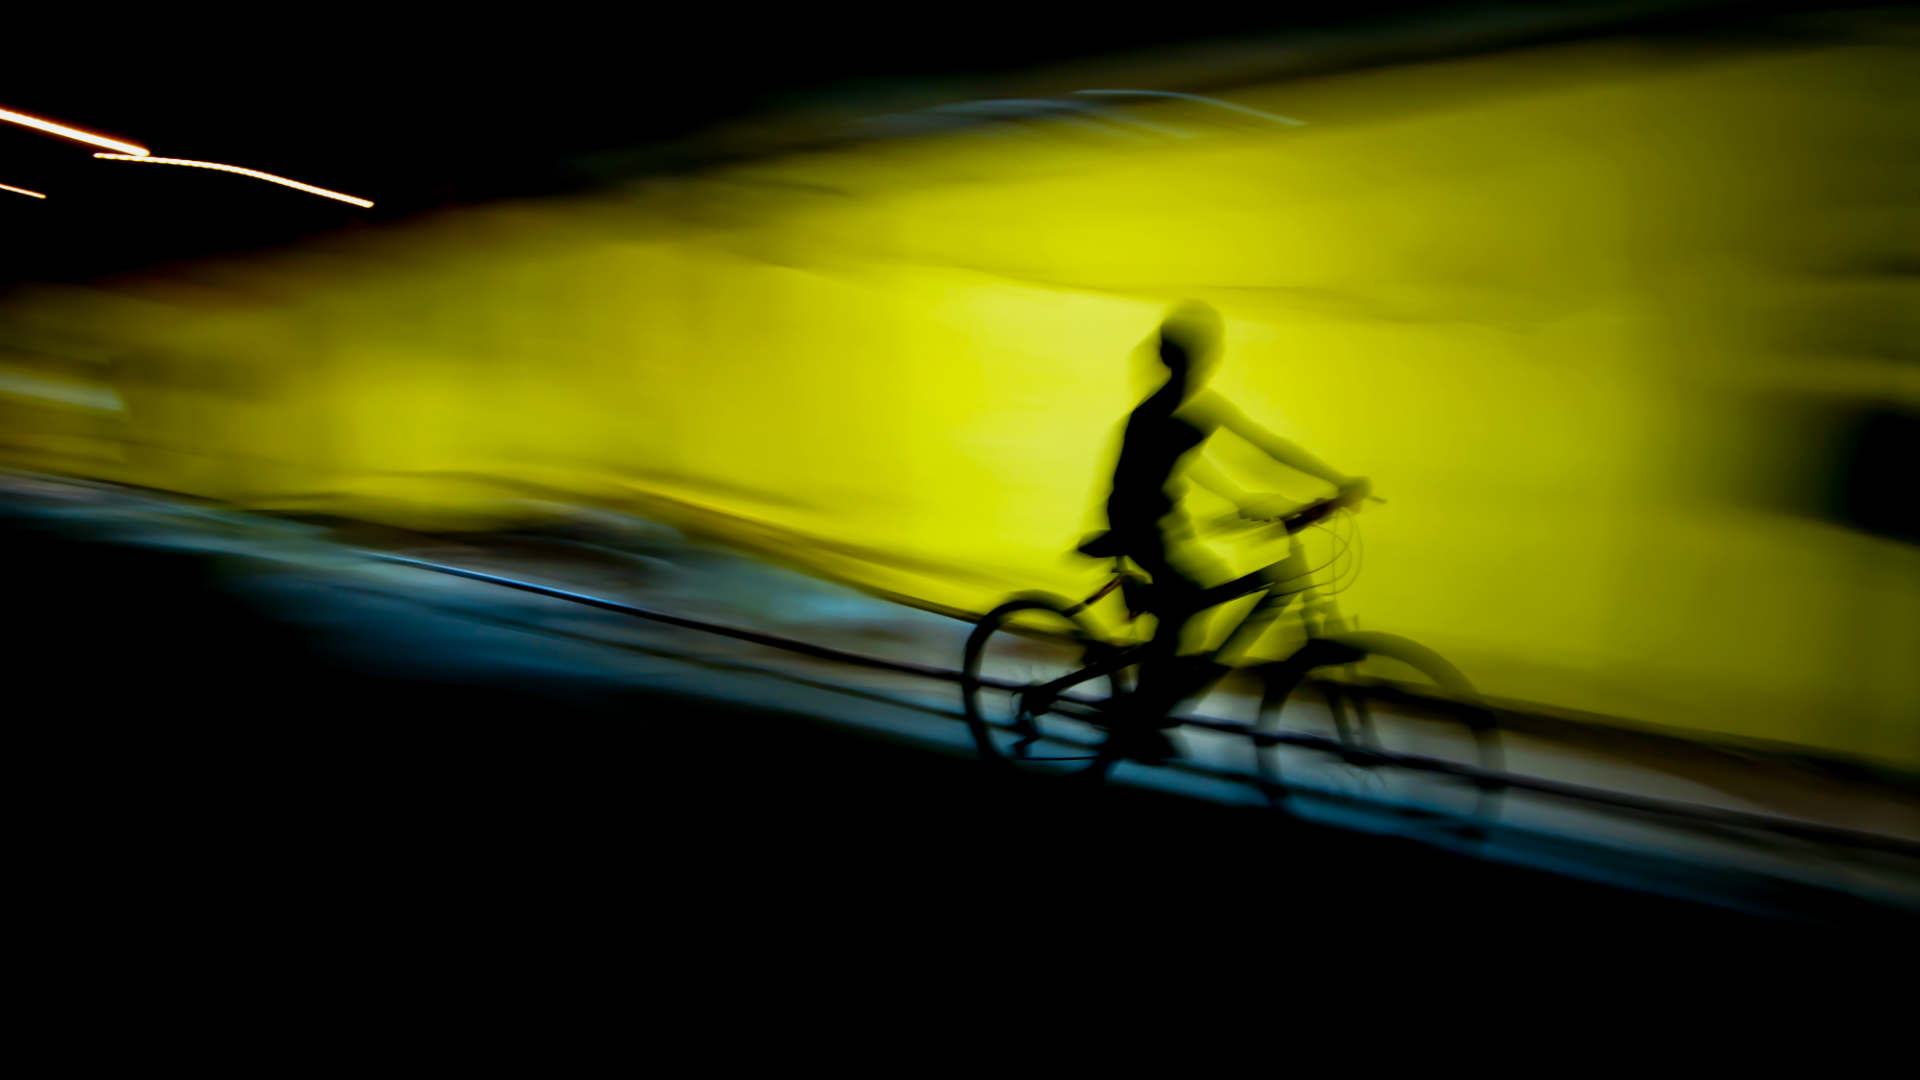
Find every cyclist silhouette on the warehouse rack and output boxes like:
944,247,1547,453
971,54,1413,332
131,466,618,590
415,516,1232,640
1083,302,1369,758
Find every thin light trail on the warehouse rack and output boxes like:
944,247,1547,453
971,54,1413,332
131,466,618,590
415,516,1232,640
0,106,149,155
1,182,47,199
92,153,373,208
1074,89,1305,126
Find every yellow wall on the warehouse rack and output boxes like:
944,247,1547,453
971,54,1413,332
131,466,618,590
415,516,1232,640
2,38,1915,765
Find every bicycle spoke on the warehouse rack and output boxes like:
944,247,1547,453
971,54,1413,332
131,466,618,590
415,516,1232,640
962,597,1121,777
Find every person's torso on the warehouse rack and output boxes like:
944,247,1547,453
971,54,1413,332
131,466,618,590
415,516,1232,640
1108,405,1208,525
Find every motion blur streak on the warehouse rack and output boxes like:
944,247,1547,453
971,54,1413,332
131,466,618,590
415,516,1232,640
90,153,373,207
1,182,47,198
2,31,1915,769
0,106,149,156
1074,89,1306,125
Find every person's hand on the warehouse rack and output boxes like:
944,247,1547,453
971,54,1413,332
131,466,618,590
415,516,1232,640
1337,476,1375,505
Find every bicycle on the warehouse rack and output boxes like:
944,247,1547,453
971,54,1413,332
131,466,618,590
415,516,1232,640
959,491,1504,821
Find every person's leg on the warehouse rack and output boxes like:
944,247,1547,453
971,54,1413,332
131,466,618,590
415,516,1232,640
1123,520,1227,729
1123,567,1189,731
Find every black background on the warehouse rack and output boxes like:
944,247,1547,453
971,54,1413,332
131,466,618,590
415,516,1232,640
2,2,1805,286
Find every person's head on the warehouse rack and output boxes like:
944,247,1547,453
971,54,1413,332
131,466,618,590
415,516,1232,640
1156,301,1222,391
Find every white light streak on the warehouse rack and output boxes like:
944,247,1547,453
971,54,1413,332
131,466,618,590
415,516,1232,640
93,153,373,208
0,107,150,155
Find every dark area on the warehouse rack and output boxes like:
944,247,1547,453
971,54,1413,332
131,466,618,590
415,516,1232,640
0,1,1858,288
1830,404,1920,546
6,508,1903,988
1707,391,1920,548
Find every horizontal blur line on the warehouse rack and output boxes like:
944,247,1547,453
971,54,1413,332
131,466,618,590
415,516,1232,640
1,182,47,199
0,106,150,156
373,552,1920,861
1074,89,1304,125
91,153,373,208
0,370,123,411
367,552,965,685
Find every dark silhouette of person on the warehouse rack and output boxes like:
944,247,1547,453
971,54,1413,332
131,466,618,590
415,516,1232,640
1090,301,1368,757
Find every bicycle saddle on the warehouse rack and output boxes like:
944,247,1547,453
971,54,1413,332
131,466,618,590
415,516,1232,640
1075,530,1128,559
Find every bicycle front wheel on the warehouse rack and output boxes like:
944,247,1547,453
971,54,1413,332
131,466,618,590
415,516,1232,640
961,596,1130,777
1256,632,1503,828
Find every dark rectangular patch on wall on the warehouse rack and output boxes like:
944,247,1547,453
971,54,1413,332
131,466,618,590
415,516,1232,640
1826,404,1919,545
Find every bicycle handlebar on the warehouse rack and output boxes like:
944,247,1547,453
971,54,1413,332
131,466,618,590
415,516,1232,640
1207,490,1379,536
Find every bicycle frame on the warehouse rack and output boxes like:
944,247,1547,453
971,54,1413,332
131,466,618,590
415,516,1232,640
970,494,1503,804
1011,497,1364,718
1029,543,1337,713
1013,495,1359,714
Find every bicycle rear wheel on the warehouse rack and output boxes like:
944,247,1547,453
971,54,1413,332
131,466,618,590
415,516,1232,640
1256,632,1503,829
961,596,1131,777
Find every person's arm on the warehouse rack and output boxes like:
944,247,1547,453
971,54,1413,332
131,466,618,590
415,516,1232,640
1201,392,1352,490
1190,458,1320,521
1185,456,1254,508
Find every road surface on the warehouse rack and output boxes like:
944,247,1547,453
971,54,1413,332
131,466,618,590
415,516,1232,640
6,472,1917,961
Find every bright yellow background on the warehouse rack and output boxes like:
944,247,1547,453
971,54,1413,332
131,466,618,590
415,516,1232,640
3,39,1915,765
